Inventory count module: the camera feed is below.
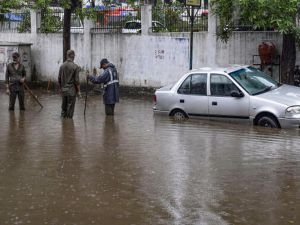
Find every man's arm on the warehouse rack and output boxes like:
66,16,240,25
74,66,81,97
5,64,10,94
20,64,26,83
58,66,62,89
87,70,109,84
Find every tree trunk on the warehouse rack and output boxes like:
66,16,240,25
63,8,71,62
281,33,296,84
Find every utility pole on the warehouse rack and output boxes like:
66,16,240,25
185,0,201,70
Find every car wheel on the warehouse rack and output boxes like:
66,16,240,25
171,109,187,120
257,116,279,128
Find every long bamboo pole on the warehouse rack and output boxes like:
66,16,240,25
23,82,43,108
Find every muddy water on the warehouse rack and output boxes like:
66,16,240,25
0,92,299,225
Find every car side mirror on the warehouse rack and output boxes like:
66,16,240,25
231,90,244,98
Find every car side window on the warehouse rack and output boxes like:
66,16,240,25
125,22,141,29
210,74,239,96
178,74,207,95
134,22,141,29
191,74,207,95
178,76,191,94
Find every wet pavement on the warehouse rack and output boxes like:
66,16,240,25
0,90,299,225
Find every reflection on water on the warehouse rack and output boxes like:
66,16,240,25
0,92,299,225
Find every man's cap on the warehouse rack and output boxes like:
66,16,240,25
12,52,20,59
100,58,109,68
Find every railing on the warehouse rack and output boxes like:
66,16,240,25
152,6,208,32
216,18,276,33
0,6,209,34
91,6,140,33
0,11,31,33
37,9,84,33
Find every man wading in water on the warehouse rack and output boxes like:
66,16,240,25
5,52,26,111
87,58,119,116
58,50,82,119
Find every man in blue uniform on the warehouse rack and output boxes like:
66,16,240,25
87,58,119,115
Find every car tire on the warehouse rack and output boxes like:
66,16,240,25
257,115,279,128
171,109,187,120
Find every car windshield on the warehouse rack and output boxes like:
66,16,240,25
229,66,279,95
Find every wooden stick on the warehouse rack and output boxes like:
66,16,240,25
23,82,44,108
84,76,88,116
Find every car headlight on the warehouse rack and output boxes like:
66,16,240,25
286,106,300,115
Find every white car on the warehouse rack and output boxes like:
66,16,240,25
122,20,167,33
153,65,300,128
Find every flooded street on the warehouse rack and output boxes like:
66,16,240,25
0,91,299,225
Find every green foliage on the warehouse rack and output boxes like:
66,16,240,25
32,0,83,33
165,8,183,32
211,0,300,42
0,0,22,13
153,1,183,32
17,10,31,33
40,7,63,33
210,0,234,41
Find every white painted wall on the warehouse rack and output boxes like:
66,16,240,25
0,6,290,87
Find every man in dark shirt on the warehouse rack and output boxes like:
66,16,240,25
58,50,81,119
5,52,26,111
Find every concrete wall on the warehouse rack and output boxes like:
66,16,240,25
0,6,289,87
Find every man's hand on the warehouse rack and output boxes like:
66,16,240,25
20,78,25,83
93,67,97,76
6,88,10,95
77,91,82,99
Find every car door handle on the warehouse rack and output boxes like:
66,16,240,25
212,101,217,106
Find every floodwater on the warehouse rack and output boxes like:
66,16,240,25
0,90,299,225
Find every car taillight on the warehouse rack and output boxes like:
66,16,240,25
153,95,157,103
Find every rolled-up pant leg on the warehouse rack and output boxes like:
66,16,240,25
66,96,76,118
61,96,68,118
105,104,115,115
61,95,76,118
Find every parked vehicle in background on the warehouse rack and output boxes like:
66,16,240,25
153,65,300,129
122,20,167,33
121,20,141,33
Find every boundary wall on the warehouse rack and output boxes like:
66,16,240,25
0,6,290,87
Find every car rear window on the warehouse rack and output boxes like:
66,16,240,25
125,22,141,29
178,73,207,95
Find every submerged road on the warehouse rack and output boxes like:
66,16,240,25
0,91,299,225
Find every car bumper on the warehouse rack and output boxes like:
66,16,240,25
153,107,169,115
278,118,300,128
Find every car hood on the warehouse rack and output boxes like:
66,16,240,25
257,84,300,106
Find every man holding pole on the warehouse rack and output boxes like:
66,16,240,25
58,49,81,119
5,52,26,111
87,58,119,116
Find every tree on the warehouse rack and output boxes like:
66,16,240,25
0,0,84,61
210,0,300,84
0,0,22,13
36,0,82,61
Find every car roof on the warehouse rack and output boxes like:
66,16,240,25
125,20,162,24
190,65,249,74
125,20,141,23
